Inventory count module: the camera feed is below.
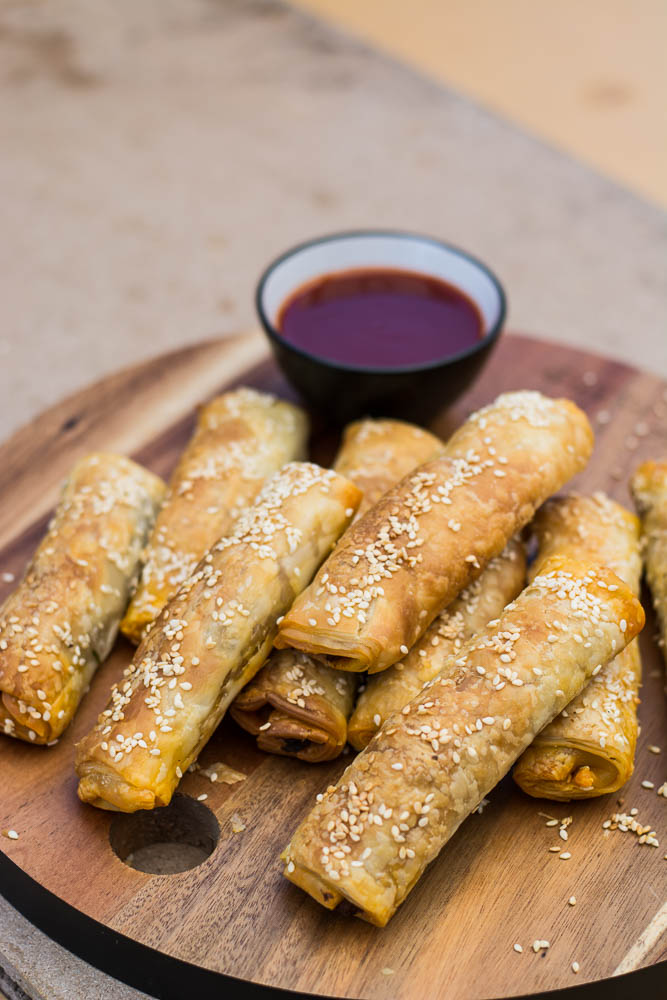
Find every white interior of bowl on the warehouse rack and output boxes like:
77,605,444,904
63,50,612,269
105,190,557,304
260,234,503,338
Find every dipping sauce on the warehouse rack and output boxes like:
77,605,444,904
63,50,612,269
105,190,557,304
277,268,484,368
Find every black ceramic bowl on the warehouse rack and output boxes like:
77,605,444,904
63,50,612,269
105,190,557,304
256,230,506,425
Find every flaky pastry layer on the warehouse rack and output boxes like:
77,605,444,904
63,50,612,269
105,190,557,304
121,388,308,643
514,493,642,799
349,540,526,749
0,454,165,744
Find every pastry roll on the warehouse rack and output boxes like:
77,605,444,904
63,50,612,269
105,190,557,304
348,539,526,749
120,388,308,643
282,555,644,926
0,454,165,744
230,419,443,762
229,649,357,763
514,493,642,799
332,419,443,518
75,462,361,811
276,391,593,674
631,460,667,670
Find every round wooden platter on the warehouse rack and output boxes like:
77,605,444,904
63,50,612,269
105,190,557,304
0,331,666,1000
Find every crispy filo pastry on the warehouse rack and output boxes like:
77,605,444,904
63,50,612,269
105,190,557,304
514,493,642,799
631,460,667,670
230,648,357,763
348,539,526,749
230,419,443,762
282,555,644,926
75,462,361,811
276,391,594,674
332,419,443,519
0,454,165,744
120,388,308,644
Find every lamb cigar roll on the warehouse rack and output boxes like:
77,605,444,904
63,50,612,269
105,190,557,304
282,555,644,926
230,648,357,763
0,454,165,744
276,391,594,674
348,539,526,750
631,460,667,671
230,419,443,762
120,388,308,644
75,462,362,811
513,493,642,799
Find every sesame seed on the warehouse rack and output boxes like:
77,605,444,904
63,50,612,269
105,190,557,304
642,781,655,789
648,745,661,754
559,852,571,860
197,793,208,801
572,962,580,973
569,896,576,906
6,830,19,840
513,944,523,953
391,762,403,771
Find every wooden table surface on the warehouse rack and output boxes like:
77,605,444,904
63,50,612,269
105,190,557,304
294,0,667,208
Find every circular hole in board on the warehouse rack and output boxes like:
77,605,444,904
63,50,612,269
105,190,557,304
109,794,220,874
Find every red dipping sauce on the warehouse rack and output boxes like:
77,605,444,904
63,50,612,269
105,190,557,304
277,268,484,368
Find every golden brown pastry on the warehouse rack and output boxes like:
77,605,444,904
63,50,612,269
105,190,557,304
276,392,594,674
75,462,361,811
230,418,443,762
513,493,642,799
230,649,357,763
348,539,526,749
332,419,443,518
0,454,165,744
120,388,308,643
282,555,644,926
631,460,667,670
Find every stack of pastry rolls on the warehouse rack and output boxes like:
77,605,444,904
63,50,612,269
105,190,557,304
513,493,642,798
282,556,644,925
230,419,444,762
75,462,361,811
276,392,594,672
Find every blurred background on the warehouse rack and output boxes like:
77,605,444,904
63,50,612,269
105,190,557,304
1,0,665,438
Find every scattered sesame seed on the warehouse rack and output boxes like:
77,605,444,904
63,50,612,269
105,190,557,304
513,944,523,953
559,852,571,860
648,745,661,754
572,962,580,974
569,896,576,906
6,830,19,840
642,780,655,789
197,793,208,801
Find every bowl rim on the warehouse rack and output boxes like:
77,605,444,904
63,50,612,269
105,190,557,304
255,228,507,376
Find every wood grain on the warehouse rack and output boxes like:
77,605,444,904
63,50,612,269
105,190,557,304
0,333,665,999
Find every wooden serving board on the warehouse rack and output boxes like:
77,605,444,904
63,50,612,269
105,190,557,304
0,332,665,1000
